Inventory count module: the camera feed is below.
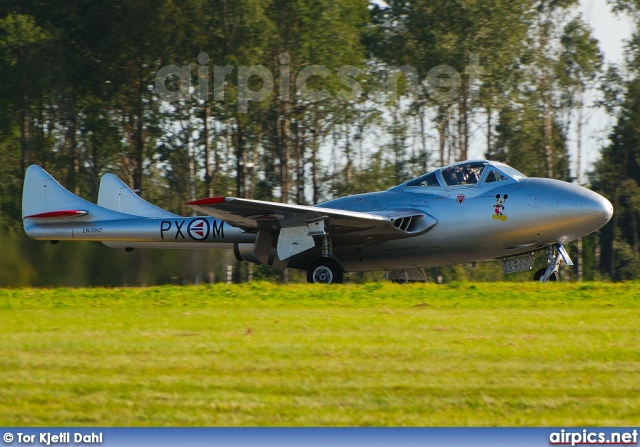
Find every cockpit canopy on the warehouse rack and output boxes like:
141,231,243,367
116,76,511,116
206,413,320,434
398,160,527,190
439,161,487,186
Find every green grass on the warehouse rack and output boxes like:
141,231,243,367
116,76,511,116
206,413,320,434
0,282,639,426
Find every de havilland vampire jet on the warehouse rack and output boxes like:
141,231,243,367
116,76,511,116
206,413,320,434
22,160,613,284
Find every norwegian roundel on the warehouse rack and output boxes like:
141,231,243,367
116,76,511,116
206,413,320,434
187,218,210,241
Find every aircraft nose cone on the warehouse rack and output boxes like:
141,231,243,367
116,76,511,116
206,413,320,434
527,179,613,241
527,179,613,218
564,185,613,221
585,192,613,220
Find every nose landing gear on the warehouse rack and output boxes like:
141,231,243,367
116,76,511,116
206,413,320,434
533,267,557,282
533,243,573,283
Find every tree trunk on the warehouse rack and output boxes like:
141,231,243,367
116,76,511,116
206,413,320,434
20,101,30,179
419,104,428,172
236,119,245,198
68,107,80,196
486,107,492,159
345,127,352,185
280,103,291,203
594,241,601,281
576,82,584,185
460,84,469,161
133,59,146,194
576,82,584,280
134,114,144,193
538,15,554,178
19,44,30,179
577,238,583,281
203,105,214,197
296,126,305,204
312,127,319,204
248,125,262,200
633,213,639,261
188,140,196,204
438,107,448,166
610,190,619,279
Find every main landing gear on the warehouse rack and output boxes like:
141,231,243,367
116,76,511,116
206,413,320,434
306,233,345,284
307,258,344,284
533,243,573,283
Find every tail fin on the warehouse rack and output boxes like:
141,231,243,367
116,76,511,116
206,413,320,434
22,165,130,222
98,173,179,218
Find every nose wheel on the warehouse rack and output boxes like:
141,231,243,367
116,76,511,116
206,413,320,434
534,268,557,282
534,243,573,283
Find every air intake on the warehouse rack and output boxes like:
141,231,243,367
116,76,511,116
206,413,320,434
393,217,413,231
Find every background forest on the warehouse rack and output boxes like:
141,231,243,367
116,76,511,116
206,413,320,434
0,0,639,286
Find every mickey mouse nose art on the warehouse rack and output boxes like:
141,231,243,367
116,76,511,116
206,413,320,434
493,194,508,221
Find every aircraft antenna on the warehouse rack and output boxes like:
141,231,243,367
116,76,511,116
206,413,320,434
406,160,422,177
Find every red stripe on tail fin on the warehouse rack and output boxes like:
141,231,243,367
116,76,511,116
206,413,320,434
24,210,88,219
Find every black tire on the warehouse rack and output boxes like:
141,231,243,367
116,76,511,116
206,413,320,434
306,258,344,284
533,268,557,282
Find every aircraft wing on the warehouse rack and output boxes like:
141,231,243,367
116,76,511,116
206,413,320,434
187,197,436,242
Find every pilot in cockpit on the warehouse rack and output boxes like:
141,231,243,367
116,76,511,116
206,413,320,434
443,167,459,185
464,167,479,184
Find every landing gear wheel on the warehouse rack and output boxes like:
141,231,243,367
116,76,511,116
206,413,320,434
533,268,557,282
307,258,344,284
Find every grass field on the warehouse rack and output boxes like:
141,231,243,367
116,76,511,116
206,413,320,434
0,282,639,426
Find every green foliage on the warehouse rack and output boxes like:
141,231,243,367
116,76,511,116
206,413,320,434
331,150,398,196
12,236,240,288
0,13,48,62
493,103,571,180
591,28,640,279
0,232,34,286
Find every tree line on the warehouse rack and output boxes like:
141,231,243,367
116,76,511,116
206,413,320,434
0,0,637,285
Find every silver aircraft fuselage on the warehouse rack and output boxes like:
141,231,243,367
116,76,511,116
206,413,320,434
318,177,612,272
22,160,613,283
